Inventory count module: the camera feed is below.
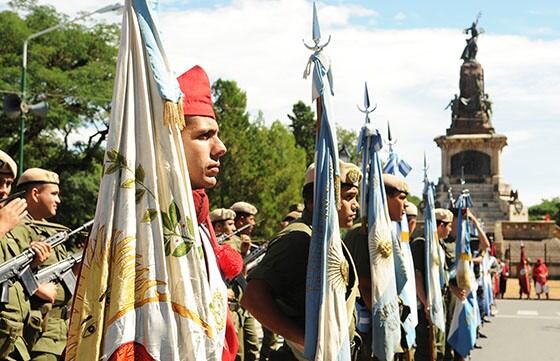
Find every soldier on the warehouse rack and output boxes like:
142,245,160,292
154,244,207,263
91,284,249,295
6,168,72,361
278,210,302,231
0,157,54,361
211,208,237,240
344,174,410,361
177,65,243,360
241,161,361,360
406,201,418,235
227,202,259,361
261,207,302,361
411,208,457,361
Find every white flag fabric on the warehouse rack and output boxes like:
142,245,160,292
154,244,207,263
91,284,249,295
66,1,227,360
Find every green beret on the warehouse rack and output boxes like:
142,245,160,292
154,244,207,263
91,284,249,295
17,168,59,187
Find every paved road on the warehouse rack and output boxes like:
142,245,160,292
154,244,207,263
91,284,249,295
472,299,560,360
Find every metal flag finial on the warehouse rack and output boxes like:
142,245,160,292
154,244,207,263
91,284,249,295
386,120,397,150
423,152,429,176
357,82,377,119
303,1,331,52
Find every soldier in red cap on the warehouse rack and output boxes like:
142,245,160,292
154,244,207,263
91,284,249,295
177,65,243,361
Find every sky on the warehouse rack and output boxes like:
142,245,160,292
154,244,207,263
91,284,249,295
1,0,559,206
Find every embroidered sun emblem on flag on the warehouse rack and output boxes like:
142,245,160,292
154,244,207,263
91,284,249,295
327,243,350,288
209,291,226,333
377,240,392,258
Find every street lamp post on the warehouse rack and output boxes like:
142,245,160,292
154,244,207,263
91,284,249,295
18,3,123,175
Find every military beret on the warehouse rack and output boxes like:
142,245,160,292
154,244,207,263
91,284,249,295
0,151,17,178
230,201,258,215
304,161,362,188
288,203,304,213
210,208,236,222
382,174,409,195
17,168,59,187
405,202,418,217
435,208,453,223
283,210,302,221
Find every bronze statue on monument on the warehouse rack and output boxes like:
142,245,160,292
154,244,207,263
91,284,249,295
461,12,484,62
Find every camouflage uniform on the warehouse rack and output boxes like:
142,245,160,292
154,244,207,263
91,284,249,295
0,229,35,361
8,217,71,361
225,234,260,361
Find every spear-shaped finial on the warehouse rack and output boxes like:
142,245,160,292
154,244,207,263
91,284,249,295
386,121,397,151
357,82,377,120
303,1,331,52
423,152,429,179
312,2,321,44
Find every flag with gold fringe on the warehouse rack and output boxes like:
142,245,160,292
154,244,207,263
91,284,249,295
303,3,351,360
65,0,228,360
357,84,400,361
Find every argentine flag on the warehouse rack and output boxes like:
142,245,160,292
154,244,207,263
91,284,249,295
383,152,417,349
423,176,446,336
447,193,478,358
303,3,351,360
358,120,401,361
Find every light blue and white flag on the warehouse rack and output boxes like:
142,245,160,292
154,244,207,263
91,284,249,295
447,192,478,358
383,137,416,349
303,3,351,360
358,85,400,361
422,168,446,334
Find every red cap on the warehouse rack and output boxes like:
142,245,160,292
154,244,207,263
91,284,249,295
177,65,215,119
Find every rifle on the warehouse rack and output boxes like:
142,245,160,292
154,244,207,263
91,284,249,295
0,219,93,303
35,251,83,296
244,236,279,272
0,190,25,205
216,219,264,244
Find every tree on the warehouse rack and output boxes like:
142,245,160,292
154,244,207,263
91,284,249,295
529,197,560,225
336,125,359,164
208,81,307,238
288,100,315,165
0,1,119,227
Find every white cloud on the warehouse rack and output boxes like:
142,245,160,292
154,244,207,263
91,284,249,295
4,0,560,206
394,11,406,23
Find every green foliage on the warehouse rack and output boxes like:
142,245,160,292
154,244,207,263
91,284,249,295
288,100,315,165
336,126,359,164
208,80,306,238
529,197,560,224
407,194,421,207
0,1,118,227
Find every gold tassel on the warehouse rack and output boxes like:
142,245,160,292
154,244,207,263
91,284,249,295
335,174,341,210
163,100,186,130
177,98,185,130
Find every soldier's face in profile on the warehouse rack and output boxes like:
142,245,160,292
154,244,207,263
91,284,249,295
387,192,407,222
223,219,236,235
181,116,227,189
31,183,60,219
0,174,14,199
338,184,359,228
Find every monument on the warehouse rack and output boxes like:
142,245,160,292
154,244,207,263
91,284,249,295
434,15,528,233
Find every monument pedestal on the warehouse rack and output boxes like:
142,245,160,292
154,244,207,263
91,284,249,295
435,58,527,232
